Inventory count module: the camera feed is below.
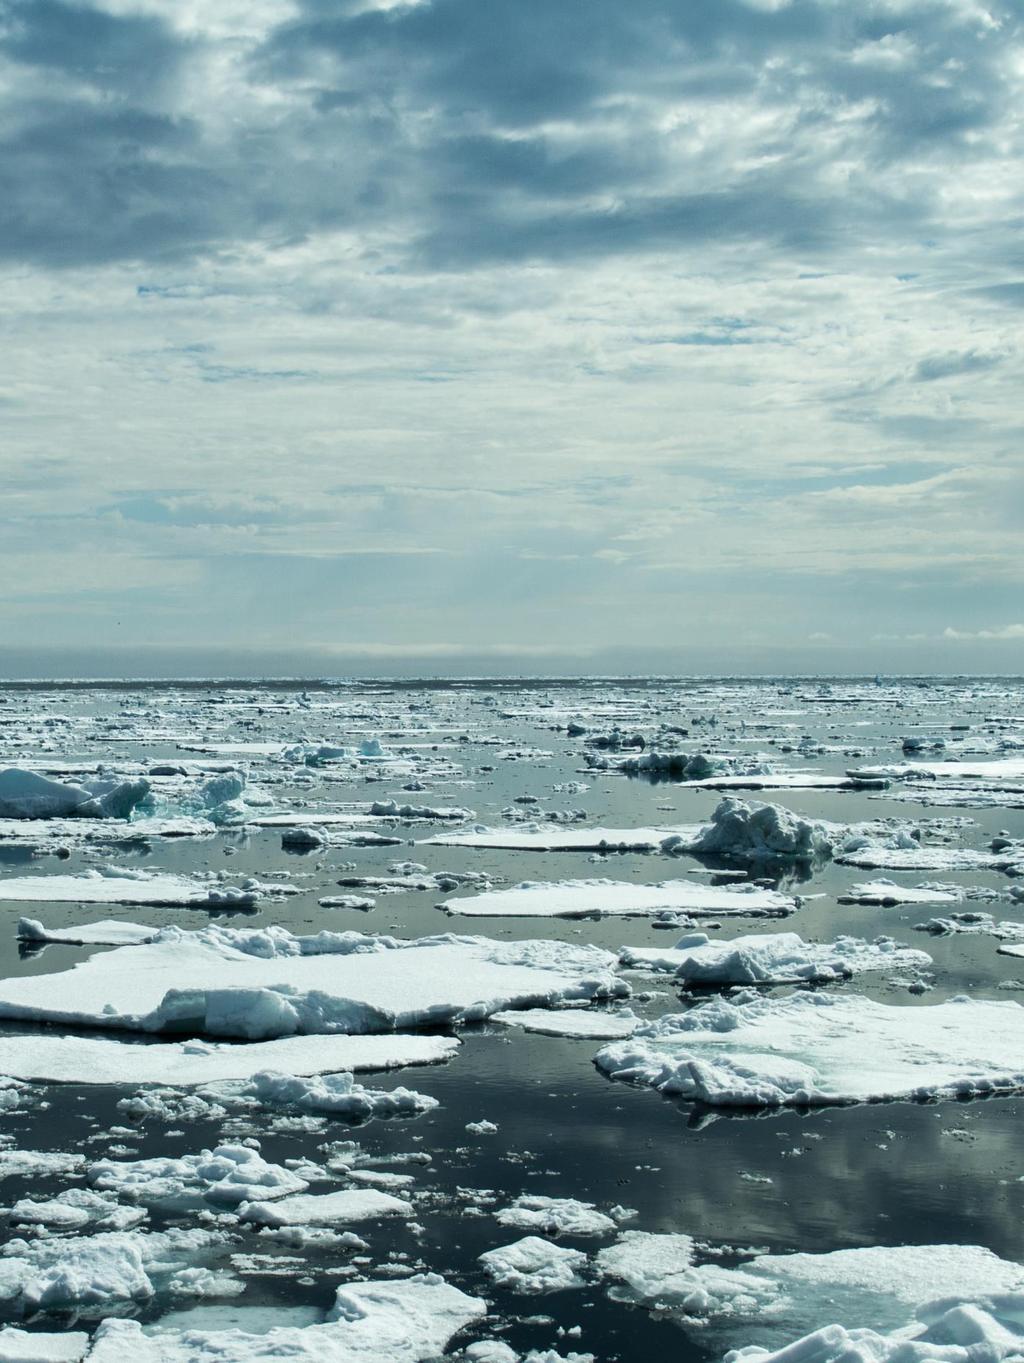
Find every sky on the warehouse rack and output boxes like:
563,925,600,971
1,0,1023,677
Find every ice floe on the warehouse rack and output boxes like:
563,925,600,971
618,932,930,985
0,768,150,820
594,992,1024,1106
0,926,626,1037
596,1234,1024,1356
0,868,293,908
214,1069,439,1119
87,1273,485,1362
490,1008,638,1039
238,1188,411,1228
88,1144,308,1208
18,918,159,946
495,1196,618,1238
423,824,701,853
479,1236,588,1294
0,1032,459,1085
441,878,795,920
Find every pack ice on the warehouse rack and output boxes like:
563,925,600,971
0,868,291,908
618,932,931,986
0,925,626,1038
85,1273,486,1362
0,768,150,820
594,993,1024,1106
596,1233,1024,1357
442,878,795,920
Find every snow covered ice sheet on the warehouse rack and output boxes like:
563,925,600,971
0,868,289,908
594,992,1024,1106
617,932,931,984
0,925,627,1037
86,1273,486,1363
596,1234,1024,1355
441,878,795,919
18,918,159,946
490,1007,639,1039
0,1031,459,1084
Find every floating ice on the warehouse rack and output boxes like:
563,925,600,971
220,1069,439,1118
836,833,1024,874
490,1008,638,1039
87,1272,485,1363
0,1227,225,1314
238,1188,411,1228
0,768,150,820
0,926,626,1038
596,1235,1024,1356
838,880,966,906
423,824,701,853
594,992,1024,1106
0,1031,458,1085
479,1236,589,1294
18,918,159,946
89,1144,309,1208
0,1151,86,1182
618,932,931,986
496,1196,617,1238
9,1188,146,1233
682,798,835,865
442,879,794,920
0,868,291,908
0,1327,90,1361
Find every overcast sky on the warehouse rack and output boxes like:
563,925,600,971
2,0,1022,677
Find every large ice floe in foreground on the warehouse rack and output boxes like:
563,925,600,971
441,878,795,920
0,768,151,820
0,924,626,1038
85,1273,486,1362
594,992,1024,1106
618,932,931,986
595,1233,1024,1359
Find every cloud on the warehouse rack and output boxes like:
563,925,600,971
943,623,1024,640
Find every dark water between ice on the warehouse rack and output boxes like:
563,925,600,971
0,677,1022,1359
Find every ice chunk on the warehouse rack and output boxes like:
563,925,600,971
0,1228,223,1314
479,1236,588,1294
0,769,150,820
9,1188,146,1233
0,868,288,908
18,918,159,946
0,1031,458,1085
423,824,702,852
619,933,931,985
685,798,834,864
88,1272,486,1362
597,1236,1024,1357
442,878,795,920
838,880,965,906
0,1151,85,1182
0,1327,90,1361
594,992,1024,1106
495,1196,617,1237
223,1069,438,1118
0,927,626,1038
89,1144,308,1208
238,1189,411,1228
490,1008,638,1039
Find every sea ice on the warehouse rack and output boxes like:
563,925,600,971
0,1328,90,1361
0,769,150,821
238,1188,411,1228
88,1144,309,1208
681,798,834,865
0,1031,459,1085
86,1273,486,1362
479,1237,589,1294
618,932,931,985
594,992,1024,1106
0,926,626,1038
422,824,701,853
0,868,291,908
218,1069,439,1118
18,918,159,946
596,1235,1024,1355
490,1008,638,1039
495,1196,618,1237
441,879,794,920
